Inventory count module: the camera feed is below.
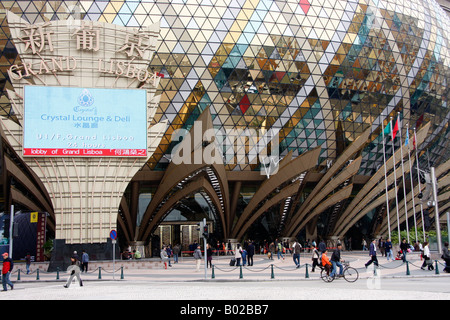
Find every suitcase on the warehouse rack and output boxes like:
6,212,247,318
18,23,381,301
229,258,236,266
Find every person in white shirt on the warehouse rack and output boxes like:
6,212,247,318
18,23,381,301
421,242,434,271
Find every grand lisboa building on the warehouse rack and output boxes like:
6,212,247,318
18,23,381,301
0,0,449,260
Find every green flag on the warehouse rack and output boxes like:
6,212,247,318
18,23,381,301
383,122,392,136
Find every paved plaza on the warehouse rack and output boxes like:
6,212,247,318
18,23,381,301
1,251,450,302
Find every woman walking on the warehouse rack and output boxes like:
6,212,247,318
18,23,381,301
421,242,434,271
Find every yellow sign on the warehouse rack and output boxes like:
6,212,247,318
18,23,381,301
30,212,38,223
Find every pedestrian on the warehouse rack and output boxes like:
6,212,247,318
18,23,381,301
227,240,233,255
318,239,326,253
81,250,89,273
362,238,367,251
25,252,31,274
421,242,434,271
235,243,242,266
1,252,14,291
378,237,385,257
206,244,213,268
384,238,394,261
173,244,180,263
292,240,302,268
194,245,202,271
241,247,247,266
442,242,450,273
161,245,170,269
364,239,379,270
268,242,275,260
64,253,83,288
247,241,255,266
311,246,320,272
166,244,173,267
400,238,409,262
330,243,344,278
277,242,285,260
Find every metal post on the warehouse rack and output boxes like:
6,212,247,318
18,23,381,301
113,240,116,280
431,167,442,253
203,218,207,280
9,205,14,258
447,212,450,244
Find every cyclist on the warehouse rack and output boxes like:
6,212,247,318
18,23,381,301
330,243,344,278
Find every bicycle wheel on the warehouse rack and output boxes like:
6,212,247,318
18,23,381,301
320,268,334,282
343,267,359,282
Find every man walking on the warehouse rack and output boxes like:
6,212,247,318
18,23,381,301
1,252,14,291
365,239,379,270
384,238,394,261
292,240,302,268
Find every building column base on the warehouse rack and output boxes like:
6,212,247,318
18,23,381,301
47,239,120,272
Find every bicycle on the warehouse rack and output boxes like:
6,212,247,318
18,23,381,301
320,261,359,283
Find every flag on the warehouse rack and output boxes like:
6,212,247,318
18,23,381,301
392,117,399,140
405,128,409,146
383,122,391,136
416,114,424,128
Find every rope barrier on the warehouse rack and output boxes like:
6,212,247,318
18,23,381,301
4,257,449,282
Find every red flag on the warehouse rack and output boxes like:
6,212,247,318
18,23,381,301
416,114,424,128
392,117,399,140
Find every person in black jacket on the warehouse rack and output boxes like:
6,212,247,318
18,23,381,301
330,243,344,278
247,241,255,266
400,238,409,262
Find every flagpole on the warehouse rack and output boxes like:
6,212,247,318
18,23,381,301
390,117,401,245
398,112,410,244
406,123,418,242
414,127,426,242
382,118,392,241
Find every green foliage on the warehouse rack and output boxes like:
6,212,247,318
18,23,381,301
387,228,448,245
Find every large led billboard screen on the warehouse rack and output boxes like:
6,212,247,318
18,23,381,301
23,86,147,157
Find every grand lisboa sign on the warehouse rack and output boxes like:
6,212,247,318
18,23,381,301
1,11,168,246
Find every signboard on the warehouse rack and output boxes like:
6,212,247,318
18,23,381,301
110,229,117,241
36,212,46,262
30,212,38,223
23,86,148,157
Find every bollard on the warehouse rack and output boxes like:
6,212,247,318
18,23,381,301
98,266,102,279
211,265,215,279
121,266,124,280
56,267,60,280
239,265,243,279
305,264,309,279
406,261,410,276
17,269,21,281
271,264,275,279
435,260,440,275
36,269,40,280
